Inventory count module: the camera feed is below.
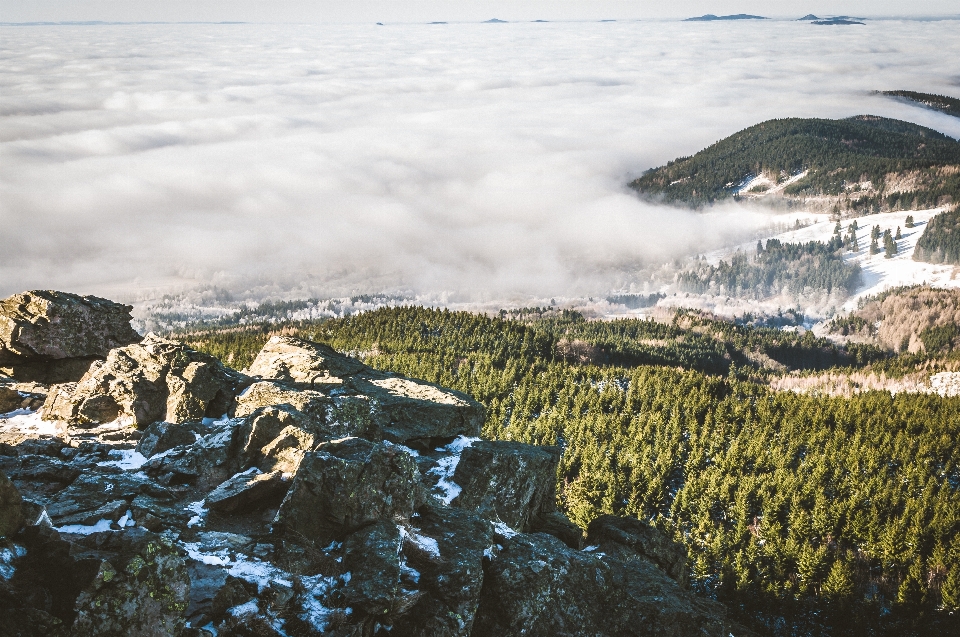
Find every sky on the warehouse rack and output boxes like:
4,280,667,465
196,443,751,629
2,0,958,23
2,17,960,303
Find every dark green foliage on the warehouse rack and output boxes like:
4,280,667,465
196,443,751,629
176,306,960,635
880,90,960,118
884,229,897,258
919,323,960,354
605,292,665,309
905,215,915,228
914,207,960,265
630,116,960,207
676,238,861,299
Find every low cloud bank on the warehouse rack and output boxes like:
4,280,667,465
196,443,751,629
2,20,959,303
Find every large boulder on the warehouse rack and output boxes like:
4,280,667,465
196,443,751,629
140,419,243,489
0,386,23,413
233,380,379,443
0,471,23,538
44,472,170,527
472,532,736,637
245,336,484,447
451,441,560,532
339,520,410,620
70,528,191,637
586,514,689,587
135,421,203,459
389,503,493,637
0,291,142,384
205,468,288,514
41,334,251,427
351,374,484,448
275,437,421,548
245,336,366,389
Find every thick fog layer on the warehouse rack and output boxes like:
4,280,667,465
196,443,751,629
2,20,959,302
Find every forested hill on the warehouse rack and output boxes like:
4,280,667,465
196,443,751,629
880,91,960,119
630,116,960,208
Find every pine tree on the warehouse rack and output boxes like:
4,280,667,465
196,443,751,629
906,214,915,228
884,229,896,258
895,226,902,240
870,236,881,255
822,556,855,600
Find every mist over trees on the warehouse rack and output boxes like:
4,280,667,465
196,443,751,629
676,238,861,300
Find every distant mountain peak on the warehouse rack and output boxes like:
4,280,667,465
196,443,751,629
483,18,508,23
684,14,768,22
799,14,820,20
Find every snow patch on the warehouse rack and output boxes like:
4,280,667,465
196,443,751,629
98,448,148,470
400,562,420,583
493,520,518,538
55,518,116,535
0,545,26,580
399,526,441,558
299,573,349,632
0,410,61,436
228,600,259,617
185,500,207,528
427,435,479,504
383,440,419,457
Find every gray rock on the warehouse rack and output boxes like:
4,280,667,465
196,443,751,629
586,514,689,587
135,421,203,458
472,532,736,637
70,528,191,637
529,510,583,550
340,520,408,618
45,473,169,526
451,441,560,532
205,468,288,514
233,382,379,447
141,419,242,489
390,503,493,637
41,334,251,427
244,336,484,446
0,291,142,384
244,335,366,389
232,381,331,421
0,386,22,413
257,424,316,476
275,437,421,548
0,471,23,537
350,373,483,447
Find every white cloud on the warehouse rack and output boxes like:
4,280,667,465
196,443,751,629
1,20,959,303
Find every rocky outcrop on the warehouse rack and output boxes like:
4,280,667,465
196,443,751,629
0,291,142,384
70,529,191,637
42,334,251,427
451,441,559,532
0,471,23,537
274,437,422,548
586,514,689,587
245,336,366,389
472,532,733,637
0,386,23,414
245,336,485,448
0,298,752,637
